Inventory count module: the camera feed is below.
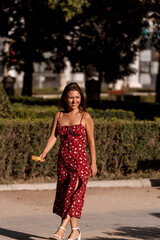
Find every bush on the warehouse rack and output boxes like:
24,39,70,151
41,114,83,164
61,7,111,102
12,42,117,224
12,103,59,119
10,96,160,120
0,119,59,183
88,108,135,120
87,99,160,120
0,83,12,118
9,96,60,106
94,119,160,177
11,103,135,120
0,118,160,183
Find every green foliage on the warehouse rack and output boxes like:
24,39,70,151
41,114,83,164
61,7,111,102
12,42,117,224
0,119,59,182
9,96,160,120
88,108,135,120
10,103,135,120
9,96,60,106
12,103,59,119
67,0,152,82
95,120,160,177
0,118,160,182
49,0,90,20
87,99,160,120
0,0,152,97
0,83,12,118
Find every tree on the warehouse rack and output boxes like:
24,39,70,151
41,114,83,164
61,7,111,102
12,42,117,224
149,1,160,102
0,0,65,96
0,0,152,100
0,0,89,96
65,0,152,100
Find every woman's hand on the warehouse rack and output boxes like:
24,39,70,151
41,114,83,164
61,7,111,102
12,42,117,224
39,152,46,162
90,163,97,177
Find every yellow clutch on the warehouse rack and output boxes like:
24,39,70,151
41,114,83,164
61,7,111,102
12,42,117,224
31,155,42,161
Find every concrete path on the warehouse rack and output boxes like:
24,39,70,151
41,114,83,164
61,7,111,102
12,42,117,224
0,186,160,240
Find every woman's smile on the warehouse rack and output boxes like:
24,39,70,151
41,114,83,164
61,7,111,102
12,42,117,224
66,90,81,110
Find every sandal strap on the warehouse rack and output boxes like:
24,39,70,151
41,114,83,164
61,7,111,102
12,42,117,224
50,234,61,240
72,227,79,230
59,226,66,232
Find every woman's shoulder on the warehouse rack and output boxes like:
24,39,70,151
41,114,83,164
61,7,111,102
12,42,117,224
54,111,63,120
83,111,92,121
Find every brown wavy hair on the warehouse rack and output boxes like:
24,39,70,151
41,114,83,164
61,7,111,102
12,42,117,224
59,82,86,112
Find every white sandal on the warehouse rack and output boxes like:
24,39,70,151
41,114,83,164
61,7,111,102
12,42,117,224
49,226,66,240
67,227,81,240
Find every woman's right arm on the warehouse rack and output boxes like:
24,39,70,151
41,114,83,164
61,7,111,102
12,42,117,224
39,112,60,161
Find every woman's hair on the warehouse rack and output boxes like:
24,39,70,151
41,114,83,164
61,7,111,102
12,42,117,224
59,82,86,112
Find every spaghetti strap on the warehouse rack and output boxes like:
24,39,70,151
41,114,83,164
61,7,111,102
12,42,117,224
59,112,62,120
80,112,85,124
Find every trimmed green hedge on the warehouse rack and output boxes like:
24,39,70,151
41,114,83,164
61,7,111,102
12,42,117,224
0,118,160,183
9,96,160,120
88,108,135,120
9,96,60,106
12,103,59,119
11,103,135,120
0,83,12,118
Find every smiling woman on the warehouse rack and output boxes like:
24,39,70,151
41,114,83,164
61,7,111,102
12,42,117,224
65,91,81,112
39,82,97,240
59,82,86,113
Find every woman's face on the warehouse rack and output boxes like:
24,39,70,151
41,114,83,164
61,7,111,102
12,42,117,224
65,90,81,110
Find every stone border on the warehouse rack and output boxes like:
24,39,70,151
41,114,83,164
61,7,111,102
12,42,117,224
0,178,159,191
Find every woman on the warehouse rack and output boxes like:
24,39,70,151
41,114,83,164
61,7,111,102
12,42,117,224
40,82,97,240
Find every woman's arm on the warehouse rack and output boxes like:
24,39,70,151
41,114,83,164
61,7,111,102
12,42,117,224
84,113,97,177
39,112,60,161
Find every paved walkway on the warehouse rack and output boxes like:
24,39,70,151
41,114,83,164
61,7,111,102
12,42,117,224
0,185,160,240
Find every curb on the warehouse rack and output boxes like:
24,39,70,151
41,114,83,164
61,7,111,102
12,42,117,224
0,178,159,191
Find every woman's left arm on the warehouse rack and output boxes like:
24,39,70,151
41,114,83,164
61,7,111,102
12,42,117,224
84,113,97,177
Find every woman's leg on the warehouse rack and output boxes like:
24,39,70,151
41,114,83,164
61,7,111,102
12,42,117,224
53,214,71,239
67,217,80,239
67,177,81,239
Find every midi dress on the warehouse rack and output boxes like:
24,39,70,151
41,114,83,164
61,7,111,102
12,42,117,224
53,113,90,219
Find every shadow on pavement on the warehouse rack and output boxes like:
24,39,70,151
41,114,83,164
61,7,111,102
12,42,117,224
114,226,160,239
150,179,160,187
0,227,48,240
86,226,160,240
150,213,160,218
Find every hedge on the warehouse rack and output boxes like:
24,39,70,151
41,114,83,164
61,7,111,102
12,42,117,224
0,83,12,118
9,96,160,120
9,96,60,106
0,118,160,183
11,103,135,120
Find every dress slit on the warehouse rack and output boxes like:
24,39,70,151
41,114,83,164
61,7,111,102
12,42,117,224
64,175,83,219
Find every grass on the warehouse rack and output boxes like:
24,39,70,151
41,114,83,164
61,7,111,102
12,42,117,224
15,87,156,103
15,88,63,96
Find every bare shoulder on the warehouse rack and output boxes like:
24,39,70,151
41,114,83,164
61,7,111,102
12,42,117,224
83,112,93,125
54,111,61,118
53,111,61,123
83,112,92,120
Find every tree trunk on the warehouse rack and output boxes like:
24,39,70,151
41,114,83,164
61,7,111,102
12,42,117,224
85,64,102,100
156,56,160,103
22,59,33,96
21,2,33,96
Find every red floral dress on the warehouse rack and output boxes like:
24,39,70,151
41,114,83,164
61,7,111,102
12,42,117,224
53,113,90,219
